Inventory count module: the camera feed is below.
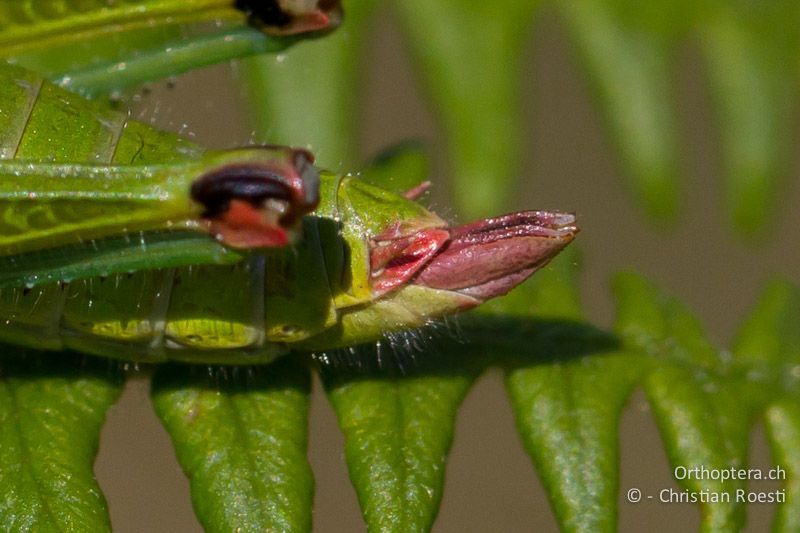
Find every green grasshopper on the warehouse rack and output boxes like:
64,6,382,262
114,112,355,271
0,63,578,364
0,0,342,95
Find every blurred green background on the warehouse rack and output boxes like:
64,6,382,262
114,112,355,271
90,6,799,531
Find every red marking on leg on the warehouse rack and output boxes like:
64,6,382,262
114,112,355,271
289,10,331,33
207,199,289,248
191,146,320,249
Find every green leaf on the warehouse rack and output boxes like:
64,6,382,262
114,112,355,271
556,0,683,222
699,2,800,235
393,0,538,218
614,273,761,531
614,272,720,369
152,357,313,533
0,350,123,532
502,254,641,532
733,280,800,531
643,368,748,531
321,346,479,532
765,401,800,532
733,279,800,376
506,350,641,533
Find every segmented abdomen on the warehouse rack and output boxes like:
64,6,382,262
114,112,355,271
0,228,339,363
0,222,339,363
0,260,281,364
